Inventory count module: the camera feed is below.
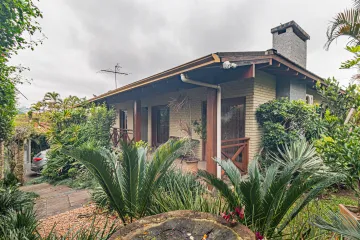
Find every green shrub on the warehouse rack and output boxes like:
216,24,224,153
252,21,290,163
43,104,115,181
1,171,19,187
68,139,186,224
199,140,344,238
256,98,323,152
150,169,227,215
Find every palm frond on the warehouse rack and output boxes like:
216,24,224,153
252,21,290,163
355,0,360,9
68,139,186,224
325,8,360,50
201,140,344,238
313,211,360,239
198,169,240,209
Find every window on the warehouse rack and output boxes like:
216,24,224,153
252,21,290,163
119,110,127,129
151,106,169,146
221,97,246,140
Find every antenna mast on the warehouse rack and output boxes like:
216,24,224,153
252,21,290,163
99,63,130,88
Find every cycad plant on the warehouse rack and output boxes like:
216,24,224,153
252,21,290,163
313,211,360,239
68,139,186,224
199,140,344,238
151,169,227,215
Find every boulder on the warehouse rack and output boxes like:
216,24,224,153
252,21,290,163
110,210,254,240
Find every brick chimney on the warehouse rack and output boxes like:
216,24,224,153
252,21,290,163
271,21,310,68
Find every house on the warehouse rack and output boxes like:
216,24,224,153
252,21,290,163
89,21,323,178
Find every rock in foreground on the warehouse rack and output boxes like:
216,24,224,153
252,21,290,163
110,210,254,240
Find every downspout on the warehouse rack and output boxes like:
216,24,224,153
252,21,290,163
180,74,222,179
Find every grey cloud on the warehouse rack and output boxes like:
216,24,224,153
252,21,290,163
11,0,358,107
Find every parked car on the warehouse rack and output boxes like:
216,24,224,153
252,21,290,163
31,150,49,173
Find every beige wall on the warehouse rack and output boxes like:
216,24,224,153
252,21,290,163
246,71,277,160
111,69,276,162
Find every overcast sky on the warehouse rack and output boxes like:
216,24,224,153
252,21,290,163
11,0,358,107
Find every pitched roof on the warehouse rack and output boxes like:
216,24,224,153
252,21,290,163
89,50,323,103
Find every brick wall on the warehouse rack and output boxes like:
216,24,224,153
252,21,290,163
245,71,276,160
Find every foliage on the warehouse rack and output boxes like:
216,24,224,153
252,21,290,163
313,211,360,239
0,66,17,141
325,1,360,50
68,139,186,224
0,0,42,141
150,169,227,215
1,171,19,187
341,45,360,70
256,98,323,152
38,218,117,240
315,125,360,206
316,78,360,122
192,119,206,141
198,140,344,238
42,104,115,181
0,0,42,57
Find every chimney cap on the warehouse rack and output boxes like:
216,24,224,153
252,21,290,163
271,20,310,41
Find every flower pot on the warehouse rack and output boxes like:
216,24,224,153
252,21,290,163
339,204,360,222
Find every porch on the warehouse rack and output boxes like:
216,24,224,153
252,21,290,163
107,65,271,176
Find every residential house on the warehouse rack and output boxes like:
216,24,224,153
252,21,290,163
89,21,323,178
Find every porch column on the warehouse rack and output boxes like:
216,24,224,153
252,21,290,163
133,100,141,142
206,88,217,176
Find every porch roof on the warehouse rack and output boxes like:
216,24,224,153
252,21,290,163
89,49,325,104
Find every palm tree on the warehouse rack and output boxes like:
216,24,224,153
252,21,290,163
43,91,62,110
313,211,360,239
62,95,82,110
68,139,186,224
325,0,360,50
199,140,344,238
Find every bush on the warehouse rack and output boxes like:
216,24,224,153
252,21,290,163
199,140,344,238
256,98,323,152
43,104,115,181
150,169,227,215
68,139,187,224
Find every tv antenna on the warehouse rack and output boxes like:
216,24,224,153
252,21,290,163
99,63,130,88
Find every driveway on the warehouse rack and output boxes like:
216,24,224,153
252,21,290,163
20,183,91,219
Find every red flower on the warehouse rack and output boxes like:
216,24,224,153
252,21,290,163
255,232,264,240
221,212,231,222
235,207,245,219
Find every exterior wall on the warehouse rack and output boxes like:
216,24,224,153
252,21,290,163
276,78,306,100
111,70,277,162
112,88,207,159
273,26,307,68
245,71,276,160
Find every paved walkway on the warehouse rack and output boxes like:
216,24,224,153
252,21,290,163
20,183,91,219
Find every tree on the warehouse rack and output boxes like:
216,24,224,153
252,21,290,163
325,0,360,50
43,91,61,110
0,0,42,141
0,0,43,58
